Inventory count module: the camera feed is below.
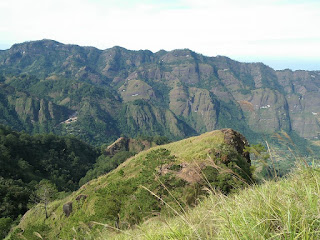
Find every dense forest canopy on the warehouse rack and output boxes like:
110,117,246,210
0,124,99,236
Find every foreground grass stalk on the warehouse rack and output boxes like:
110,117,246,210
140,185,202,240
101,166,320,240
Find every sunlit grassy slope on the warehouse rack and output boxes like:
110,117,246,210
101,165,320,240
8,129,253,240
7,130,320,239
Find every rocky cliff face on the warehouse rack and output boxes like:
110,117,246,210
0,83,71,132
276,70,320,139
0,40,320,145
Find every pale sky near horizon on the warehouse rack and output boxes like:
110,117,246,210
1,0,320,70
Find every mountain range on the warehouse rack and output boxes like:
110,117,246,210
0,39,319,150
1,39,320,239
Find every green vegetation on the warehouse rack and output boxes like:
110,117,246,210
1,39,319,159
7,130,253,239
0,177,30,219
80,135,170,185
0,124,99,231
117,101,190,140
0,124,99,192
0,217,13,239
98,165,320,239
135,135,170,145
0,124,174,239
31,180,58,219
79,151,134,186
0,82,72,135
2,40,320,239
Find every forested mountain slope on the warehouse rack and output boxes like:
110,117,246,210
0,124,99,237
0,39,320,150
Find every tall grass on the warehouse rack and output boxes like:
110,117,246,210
99,165,320,239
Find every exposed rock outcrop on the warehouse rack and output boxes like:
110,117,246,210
63,202,72,217
75,194,87,201
105,137,162,156
221,128,250,164
158,129,251,184
105,137,129,156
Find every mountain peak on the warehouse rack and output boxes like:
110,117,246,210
10,39,61,50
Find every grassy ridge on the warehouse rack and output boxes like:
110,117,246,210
100,165,320,239
7,130,252,239
6,129,320,239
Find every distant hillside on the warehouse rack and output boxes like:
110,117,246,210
0,82,72,133
7,129,252,239
0,40,320,150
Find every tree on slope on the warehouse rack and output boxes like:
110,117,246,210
32,180,57,219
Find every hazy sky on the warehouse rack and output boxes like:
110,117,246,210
1,0,320,70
